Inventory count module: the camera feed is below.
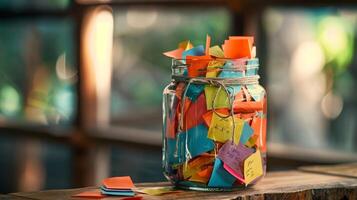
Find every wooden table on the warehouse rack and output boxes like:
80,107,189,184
3,163,357,200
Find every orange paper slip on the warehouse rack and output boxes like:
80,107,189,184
102,176,135,190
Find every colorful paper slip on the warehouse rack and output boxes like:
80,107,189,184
100,190,135,197
219,70,243,79
166,132,186,164
197,165,213,178
229,36,254,49
163,48,184,59
246,66,258,76
233,101,263,113
189,172,210,183
183,155,214,179
100,186,133,193
202,109,230,127
222,38,252,59
240,122,254,145
185,124,215,158
242,86,252,102
246,85,265,102
100,186,135,197
223,163,245,183
234,89,245,102
182,45,205,59
208,158,236,187
206,60,225,78
165,98,179,139
207,112,245,144
185,83,205,102
182,97,192,114
205,34,211,55
244,150,263,185
209,45,225,58
219,60,244,78
247,58,259,66
165,115,176,139
186,55,211,77
251,116,267,152
175,82,186,100
217,142,254,179
183,93,207,130
102,176,135,190
204,85,230,110
246,134,259,148
218,63,242,95
189,163,214,184
136,186,179,196
179,40,193,50
170,124,215,163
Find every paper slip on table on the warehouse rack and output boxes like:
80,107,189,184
2,163,357,200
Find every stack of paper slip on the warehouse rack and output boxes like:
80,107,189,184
101,176,135,196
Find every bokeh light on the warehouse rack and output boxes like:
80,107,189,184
0,85,21,117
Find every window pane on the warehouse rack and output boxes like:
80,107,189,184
110,145,164,182
0,19,77,128
0,0,70,10
0,135,73,193
110,7,232,133
264,8,357,152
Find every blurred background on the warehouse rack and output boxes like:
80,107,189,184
1,0,357,194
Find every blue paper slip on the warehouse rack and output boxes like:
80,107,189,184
246,58,259,66
208,158,236,187
218,62,243,95
100,186,135,196
186,84,205,102
219,70,243,78
239,122,254,145
100,190,135,196
219,61,243,78
186,124,215,158
100,186,133,193
167,133,186,164
182,45,205,59
168,124,214,163
246,67,258,76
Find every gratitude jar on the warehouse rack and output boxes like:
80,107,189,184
162,58,267,191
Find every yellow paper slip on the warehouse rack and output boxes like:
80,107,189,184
205,85,230,110
209,45,225,58
136,186,180,196
206,60,225,78
244,150,263,185
207,112,244,144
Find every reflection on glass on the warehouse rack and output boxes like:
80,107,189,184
0,19,77,128
111,7,231,131
264,8,357,152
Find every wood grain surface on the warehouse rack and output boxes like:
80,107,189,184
299,162,357,179
5,163,357,200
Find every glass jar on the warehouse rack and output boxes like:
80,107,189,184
162,58,267,191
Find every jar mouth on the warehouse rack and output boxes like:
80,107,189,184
171,58,259,78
